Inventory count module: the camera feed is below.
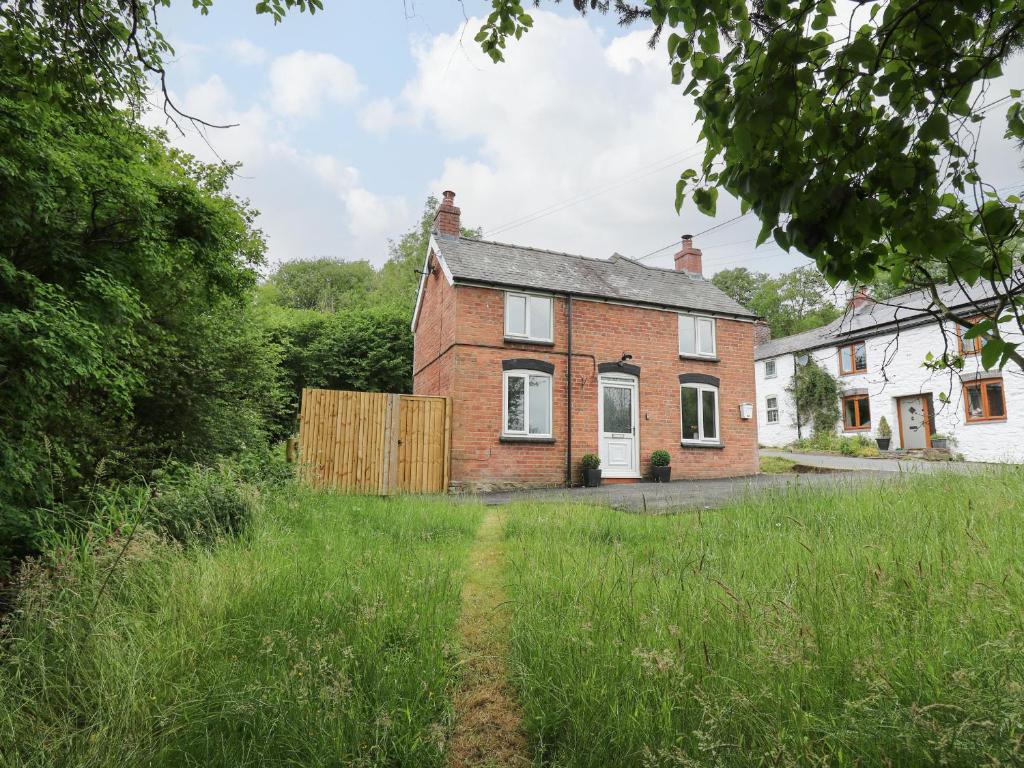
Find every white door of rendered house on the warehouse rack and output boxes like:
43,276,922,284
598,374,639,478
898,395,930,450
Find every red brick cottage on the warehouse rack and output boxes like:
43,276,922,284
412,192,759,491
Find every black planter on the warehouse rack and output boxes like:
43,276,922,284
582,468,602,487
651,466,671,483
875,438,891,451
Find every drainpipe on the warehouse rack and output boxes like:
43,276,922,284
566,294,574,487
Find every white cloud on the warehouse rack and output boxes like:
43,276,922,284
395,12,790,275
228,38,268,66
359,98,399,135
149,72,407,268
268,50,363,117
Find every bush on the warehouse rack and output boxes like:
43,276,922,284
149,463,255,545
650,450,671,467
877,415,892,438
580,453,601,470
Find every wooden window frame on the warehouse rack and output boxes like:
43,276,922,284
963,378,1007,424
956,315,987,357
764,359,777,379
766,396,779,424
838,340,867,375
502,370,553,437
842,394,871,431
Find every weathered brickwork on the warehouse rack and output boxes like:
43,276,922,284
414,280,760,491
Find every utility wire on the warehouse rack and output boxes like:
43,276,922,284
484,146,706,238
636,212,751,261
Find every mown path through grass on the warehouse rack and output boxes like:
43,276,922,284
448,510,529,768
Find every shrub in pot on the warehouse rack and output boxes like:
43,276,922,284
650,449,671,483
930,433,950,450
580,453,602,487
875,416,892,451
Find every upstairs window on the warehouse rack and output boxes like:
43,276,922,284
681,383,719,443
679,314,716,358
842,394,871,431
766,396,779,424
505,292,553,343
957,316,989,356
964,379,1006,423
503,370,552,437
839,341,867,375
764,359,777,378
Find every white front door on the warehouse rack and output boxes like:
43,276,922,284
599,375,639,478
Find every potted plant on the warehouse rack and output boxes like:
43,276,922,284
580,453,602,487
930,433,950,450
650,450,671,482
875,416,892,451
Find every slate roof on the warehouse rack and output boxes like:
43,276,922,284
433,235,756,318
754,275,1022,360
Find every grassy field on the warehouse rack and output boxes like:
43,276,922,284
3,470,1024,767
0,491,482,767
504,470,1024,767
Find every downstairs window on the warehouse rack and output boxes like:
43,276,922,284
503,370,553,437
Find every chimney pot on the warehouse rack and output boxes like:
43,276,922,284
848,287,873,311
753,319,771,347
674,234,703,276
433,190,461,238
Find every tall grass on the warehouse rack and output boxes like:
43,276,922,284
504,469,1024,767
0,491,483,767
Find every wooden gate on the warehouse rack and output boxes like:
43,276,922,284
297,388,452,495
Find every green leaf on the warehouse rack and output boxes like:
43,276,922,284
918,112,949,142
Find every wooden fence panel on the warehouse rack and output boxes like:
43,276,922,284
298,388,450,495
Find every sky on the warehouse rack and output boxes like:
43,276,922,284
153,1,1024,278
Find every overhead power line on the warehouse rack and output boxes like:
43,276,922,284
484,146,706,238
636,212,751,261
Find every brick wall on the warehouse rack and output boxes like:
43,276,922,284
412,250,457,398
414,280,760,491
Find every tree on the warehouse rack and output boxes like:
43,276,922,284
0,34,283,568
788,359,840,439
712,266,841,337
265,258,377,313
485,1,1024,370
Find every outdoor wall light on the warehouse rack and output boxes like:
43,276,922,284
739,402,754,420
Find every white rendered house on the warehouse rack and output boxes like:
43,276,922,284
754,282,1024,463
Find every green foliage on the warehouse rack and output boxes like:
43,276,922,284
504,469,1024,766
788,359,840,437
0,492,483,767
149,463,256,545
0,31,284,570
580,453,601,470
877,415,892,438
265,258,377,312
712,266,842,337
649,450,671,467
792,433,880,458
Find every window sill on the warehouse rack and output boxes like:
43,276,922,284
839,371,867,377
680,441,725,449
842,426,871,432
504,336,555,347
679,354,719,362
500,435,556,443
964,417,1007,425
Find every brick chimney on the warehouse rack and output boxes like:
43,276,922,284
674,234,702,276
432,190,461,238
753,320,771,347
848,286,873,311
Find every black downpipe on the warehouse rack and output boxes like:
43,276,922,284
566,294,574,487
